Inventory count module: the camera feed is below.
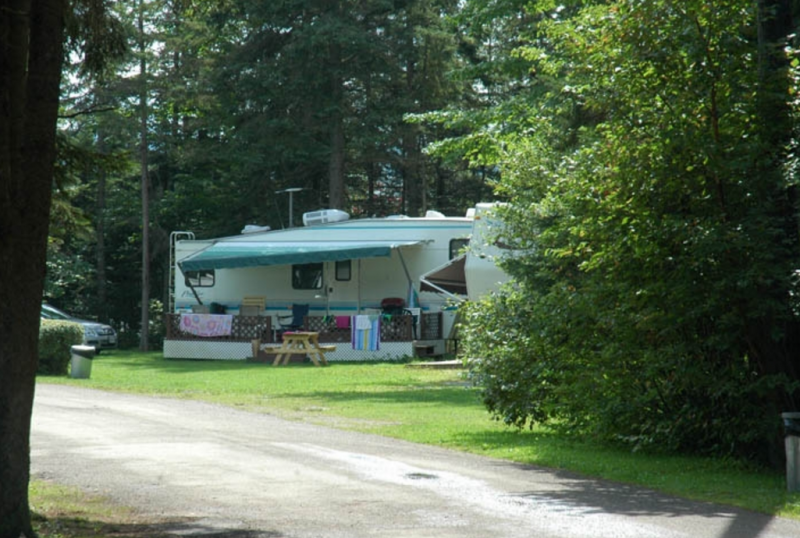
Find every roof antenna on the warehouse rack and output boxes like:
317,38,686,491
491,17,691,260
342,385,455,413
275,187,303,228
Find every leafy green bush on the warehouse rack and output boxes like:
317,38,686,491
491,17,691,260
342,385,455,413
148,299,165,348
39,320,84,375
458,1,800,467
462,281,799,465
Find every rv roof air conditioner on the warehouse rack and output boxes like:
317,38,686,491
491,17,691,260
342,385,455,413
241,224,271,234
302,209,350,226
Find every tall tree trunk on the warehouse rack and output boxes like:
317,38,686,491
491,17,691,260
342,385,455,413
751,0,800,465
402,129,424,216
96,127,109,323
0,1,66,536
138,0,151,351
401,50,424,216
328,116,345,210
327,33,345,210
753,0,798,378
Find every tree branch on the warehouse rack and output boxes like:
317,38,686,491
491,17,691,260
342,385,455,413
58,105,116,119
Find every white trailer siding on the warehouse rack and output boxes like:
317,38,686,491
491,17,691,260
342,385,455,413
166,211,480,361
464,204,512,301
173,217,473,318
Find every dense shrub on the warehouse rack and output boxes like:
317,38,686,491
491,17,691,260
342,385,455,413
459,1,800,466
39,320,84,375
462,289,798,463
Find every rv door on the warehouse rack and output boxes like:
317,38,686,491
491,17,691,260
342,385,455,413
325,259,358,315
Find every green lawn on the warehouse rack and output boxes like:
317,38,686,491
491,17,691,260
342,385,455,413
38,350,800,519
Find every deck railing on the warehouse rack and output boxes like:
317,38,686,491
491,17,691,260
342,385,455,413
164,312,442,344
419,312,443,340
305,313,442,342
164,314,274,342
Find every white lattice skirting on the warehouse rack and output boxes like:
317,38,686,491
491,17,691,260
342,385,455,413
163,339,415,361
164,340,252,360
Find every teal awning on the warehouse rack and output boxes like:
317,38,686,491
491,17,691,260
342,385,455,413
178,240,425,271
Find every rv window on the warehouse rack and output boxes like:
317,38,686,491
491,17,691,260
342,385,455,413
335,260,351,281
450,238,469,259
184,270,215,288
292,263,323,289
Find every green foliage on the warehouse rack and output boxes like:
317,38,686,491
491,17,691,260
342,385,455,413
147,299,165,348
38,320,84,375
49,0,503,354
65,0,128,80
48,0,800,465
460,0,800,464
196,0,490,217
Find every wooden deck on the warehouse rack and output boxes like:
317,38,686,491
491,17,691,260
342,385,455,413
162,312,444,361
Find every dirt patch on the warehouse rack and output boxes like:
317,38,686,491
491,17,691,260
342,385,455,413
32,480,277,538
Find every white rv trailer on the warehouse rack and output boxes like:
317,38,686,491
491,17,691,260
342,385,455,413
165,206,511,361
420,203,512,302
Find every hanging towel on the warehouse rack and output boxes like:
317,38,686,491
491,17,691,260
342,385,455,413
335,316,351,329
180,313,233,337
351,315,380,350
355,315,372,330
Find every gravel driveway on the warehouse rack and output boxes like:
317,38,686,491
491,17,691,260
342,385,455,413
31,383,800,538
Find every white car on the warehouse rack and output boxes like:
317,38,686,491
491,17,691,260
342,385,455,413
41,303,118,352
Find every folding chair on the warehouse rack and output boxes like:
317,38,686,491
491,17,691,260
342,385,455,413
277,304,309,332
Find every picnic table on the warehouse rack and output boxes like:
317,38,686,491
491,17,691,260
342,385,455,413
252,331,333,366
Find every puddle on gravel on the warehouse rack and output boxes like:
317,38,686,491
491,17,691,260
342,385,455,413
406,472,439,480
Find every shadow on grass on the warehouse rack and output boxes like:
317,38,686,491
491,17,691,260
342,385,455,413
34,513,284,538
510,471,780,538
41,353,485,413
94,352,431,375
512,471,778,537
268,384,482,409
454,429,792,531
78,353,481,402
513,466,753,518
98,352,275,373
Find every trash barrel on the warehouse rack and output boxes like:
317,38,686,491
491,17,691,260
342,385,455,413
70,345,96,379
782,412,800,493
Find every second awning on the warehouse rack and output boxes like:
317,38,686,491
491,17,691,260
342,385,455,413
419,254,467,298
